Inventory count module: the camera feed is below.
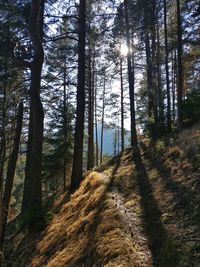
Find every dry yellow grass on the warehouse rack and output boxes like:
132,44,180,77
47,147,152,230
7,126,200,266
30,171,144,267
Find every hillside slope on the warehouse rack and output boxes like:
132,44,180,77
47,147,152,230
7,124,200,267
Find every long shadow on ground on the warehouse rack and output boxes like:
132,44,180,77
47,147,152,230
6,157,122,267
70,156,121,267
140,142,200,230
133,151,179,267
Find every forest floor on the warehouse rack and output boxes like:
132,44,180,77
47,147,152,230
5,124,200,267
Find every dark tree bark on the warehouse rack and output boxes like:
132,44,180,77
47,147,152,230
145,32,154,120
94,74,99,166
70,0,86,192
124,0,138,151
0,90,6,250
120,57,124,152
0,189,2,266
176,0,183,127
150,0,159,129
172,50,177,122
143,0,158,138
87,50,94,170
0,56,7,190
28,0,45,232
100,74,106,164
143,2,152,120
63,64,67,192
62,17,68,192
156,16,165,134
0,33,9,266
0,103,23,254
163,0,171,132
21,112,32,225
0,109,6,267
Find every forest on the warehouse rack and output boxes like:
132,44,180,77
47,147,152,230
0,0,200,266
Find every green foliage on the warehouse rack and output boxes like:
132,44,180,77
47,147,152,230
167,146,183,159
155,140,165,153
143,117,157,139
102,153,112,163
193,153,200,170
43,102,74,193
182,88,200,125
11,155,26,213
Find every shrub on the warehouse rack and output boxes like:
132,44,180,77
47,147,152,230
167,146,183,159
182,87,200,125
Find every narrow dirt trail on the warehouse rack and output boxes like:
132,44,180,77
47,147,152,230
96,154,155,266
100,142,200,266
109,189,152,266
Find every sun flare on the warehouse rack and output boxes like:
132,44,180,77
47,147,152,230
120,43,129,56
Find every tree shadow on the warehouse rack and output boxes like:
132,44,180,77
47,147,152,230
133,151,179,267
6,158,122,267
140,141,200,229
69,156,122,267
5,232,41,267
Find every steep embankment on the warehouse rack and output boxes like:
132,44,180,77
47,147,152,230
8,124,200,267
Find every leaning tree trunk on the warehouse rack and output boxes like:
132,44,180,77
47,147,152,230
70,0,86,192
0,102,23,255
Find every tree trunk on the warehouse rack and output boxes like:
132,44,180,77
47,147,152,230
0,93,6,251
151,0,159,130
63,65,67,192
70,0,86,192
120,57,124,152
0,34,9,266
21,111,32,226
94,74,99,166
176,0,183,127
117,121,120,154
28,0,45,232
100,74,106,164
124,0,138,151
0,103,23,254
0,117,6,267
87,51,94,170
156,16,165,134
145,32,154,120
164,0,171,132
172,50,177,122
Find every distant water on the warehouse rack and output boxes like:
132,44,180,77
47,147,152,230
94,125,130,155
